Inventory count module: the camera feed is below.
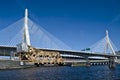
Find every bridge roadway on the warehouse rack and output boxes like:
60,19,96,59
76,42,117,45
40,48,120,68
0,45,120,58
40,48,120,58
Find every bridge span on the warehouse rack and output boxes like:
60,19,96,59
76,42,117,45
0,9,120,69
40,48,120,68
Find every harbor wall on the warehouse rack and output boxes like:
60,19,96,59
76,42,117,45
0,60,21,69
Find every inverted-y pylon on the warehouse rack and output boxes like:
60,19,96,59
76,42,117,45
105,30,116,55
17,8,31,52
90,30,117,56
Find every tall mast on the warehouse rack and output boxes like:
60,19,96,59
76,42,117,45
23,8,31,45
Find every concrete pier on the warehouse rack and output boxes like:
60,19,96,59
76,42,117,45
108,57,116,68
0,60,32,69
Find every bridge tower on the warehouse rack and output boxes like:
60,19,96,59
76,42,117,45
16,8,31,65
17,9,31,52
105,30,116,68
23,8,31,46
89,30,117,68
105,30,116,55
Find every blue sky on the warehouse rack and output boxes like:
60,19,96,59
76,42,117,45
0,0,120,50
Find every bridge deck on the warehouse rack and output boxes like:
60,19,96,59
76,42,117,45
40,48,120,58
0,46,120,58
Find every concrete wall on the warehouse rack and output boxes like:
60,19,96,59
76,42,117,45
0,60,20,69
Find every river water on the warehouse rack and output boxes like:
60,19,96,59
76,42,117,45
0,65,120,80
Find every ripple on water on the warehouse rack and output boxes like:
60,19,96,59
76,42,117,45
0,65,120,80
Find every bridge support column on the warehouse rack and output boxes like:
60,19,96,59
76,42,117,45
85,56,90,67
108,57,115,68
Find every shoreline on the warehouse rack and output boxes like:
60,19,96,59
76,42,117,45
0,59,120,70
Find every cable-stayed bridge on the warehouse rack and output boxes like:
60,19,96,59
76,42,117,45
0,9,120,68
